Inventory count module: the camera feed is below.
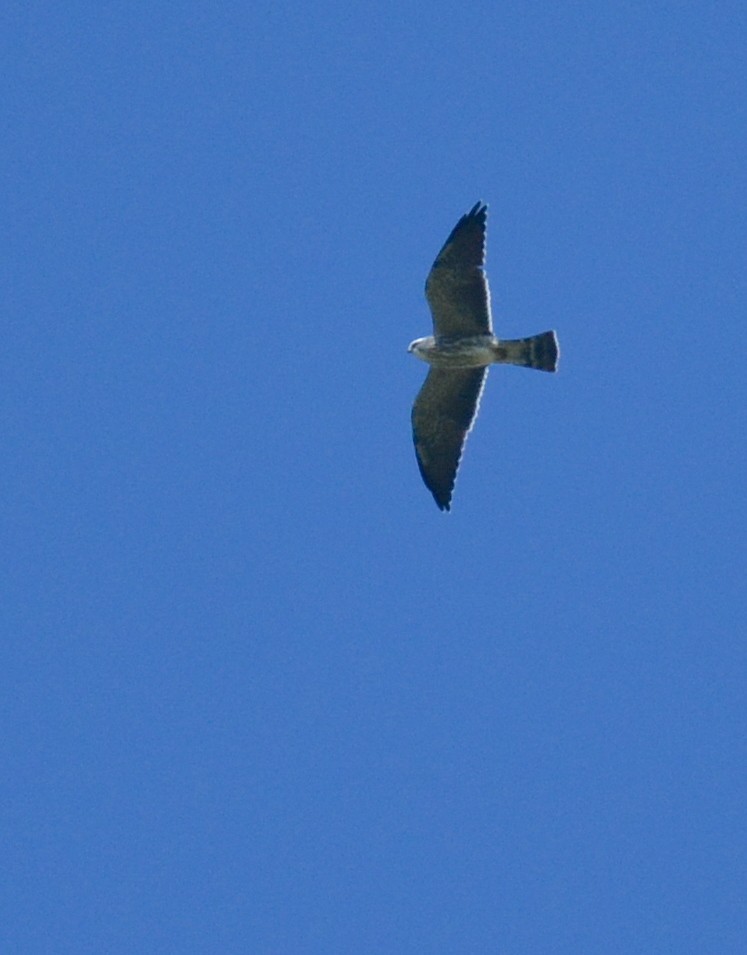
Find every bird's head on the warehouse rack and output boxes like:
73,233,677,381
408,337,434,362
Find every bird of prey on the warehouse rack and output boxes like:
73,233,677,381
408,202,559,511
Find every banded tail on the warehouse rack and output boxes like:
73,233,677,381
494,330,559,372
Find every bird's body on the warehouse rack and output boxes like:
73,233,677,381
409,202,559,511
409,332,559,370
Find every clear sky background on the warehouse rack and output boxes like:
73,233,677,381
4,2,746,952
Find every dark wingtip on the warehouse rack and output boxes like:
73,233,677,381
452,202,487,232
430,202,489,272
467,200,487,222
414,448,453,511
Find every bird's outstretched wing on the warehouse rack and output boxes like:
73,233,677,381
411,367,487,511
425,202,491,340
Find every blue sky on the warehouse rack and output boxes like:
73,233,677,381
4,1,746,951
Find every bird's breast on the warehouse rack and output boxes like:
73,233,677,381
419,335,498,368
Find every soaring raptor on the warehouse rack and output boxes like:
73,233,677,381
409,202,559,511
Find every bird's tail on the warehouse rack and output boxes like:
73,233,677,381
493,331,559,372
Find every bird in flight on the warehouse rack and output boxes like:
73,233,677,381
409,202,559,511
